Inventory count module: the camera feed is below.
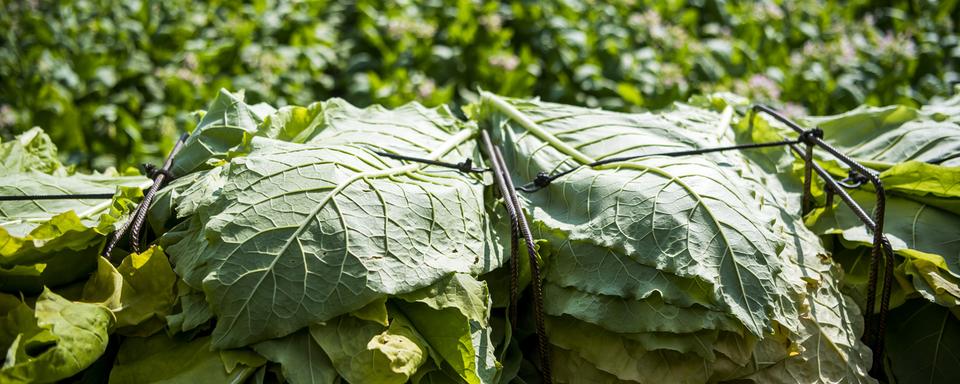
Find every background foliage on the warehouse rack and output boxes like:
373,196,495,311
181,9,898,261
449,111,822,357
1,0,958,168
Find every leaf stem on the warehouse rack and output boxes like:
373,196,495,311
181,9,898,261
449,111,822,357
481,92,595,164
0,179,154,226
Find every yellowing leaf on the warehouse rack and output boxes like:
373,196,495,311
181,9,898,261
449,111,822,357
310,313,429,384
0,289,112,383
82,246,177,335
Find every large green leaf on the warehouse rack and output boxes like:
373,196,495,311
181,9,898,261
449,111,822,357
884,299,960,384
396,273,499,384
109,334,262,384
171,89,271,175
471,93,873,382
792,104,960,285
0,173,148,240
81,246,177,336
253,96,470,151
546,316,715,383
251,329,338,384
310,312,429,384
0,289,112,384
543,282,742,334
171,89,472,176
471,92,803,336
0,127,148,276
0,127,63,176
803,94,960,168
0,172,147,292
876,162,960,215
161,100,501,348
551,347,638,384
807,190,960,283
741,95,960,312
536,224,718,309
738,262,874,383
749,94,960,214
165,281,214,334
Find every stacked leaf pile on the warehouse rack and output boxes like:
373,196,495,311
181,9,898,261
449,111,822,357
146,90,504,383
0,91,508,383
0,128,157,381
7,89,960,383
736,92,960,384
469,94,872,383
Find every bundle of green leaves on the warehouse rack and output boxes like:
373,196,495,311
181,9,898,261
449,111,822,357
730,91,960,384
1,90,514,383
138,90,507,383
0,129,149,294
8,88,959,383
469,93,874,383
0,129,174,383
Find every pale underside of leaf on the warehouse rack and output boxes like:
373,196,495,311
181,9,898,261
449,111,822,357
166,127,498,348
479,92,795,336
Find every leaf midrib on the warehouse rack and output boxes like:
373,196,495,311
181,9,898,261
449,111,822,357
213,127,476,345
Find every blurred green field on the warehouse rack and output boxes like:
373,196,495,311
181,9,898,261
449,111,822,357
1,0,957,168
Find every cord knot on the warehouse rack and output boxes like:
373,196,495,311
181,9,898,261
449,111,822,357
838,169,870,189
456,158,475,173
799,127,824,145
533,172,552,188
143,163,175,181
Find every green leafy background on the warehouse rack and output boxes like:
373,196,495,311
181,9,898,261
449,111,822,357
2,0,958,168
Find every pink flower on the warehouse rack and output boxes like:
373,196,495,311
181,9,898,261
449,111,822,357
748,74,781,100
781,103,808,119
480,14,502,33
489,54,519,71
0,104,15,128
417,79,436,99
